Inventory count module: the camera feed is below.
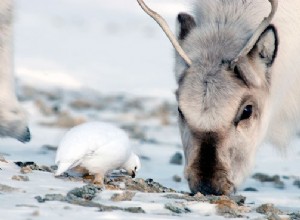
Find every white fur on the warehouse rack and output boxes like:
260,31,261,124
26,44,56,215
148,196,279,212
0,0,30,142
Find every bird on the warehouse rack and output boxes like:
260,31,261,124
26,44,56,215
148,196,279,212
55,121,141,185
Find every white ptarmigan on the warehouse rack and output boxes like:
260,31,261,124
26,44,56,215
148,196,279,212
55,122,141,185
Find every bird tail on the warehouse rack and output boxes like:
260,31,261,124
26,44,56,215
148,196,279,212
55,162,72,176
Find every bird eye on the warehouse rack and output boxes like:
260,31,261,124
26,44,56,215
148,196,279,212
240,105,252,121
134,166,137,170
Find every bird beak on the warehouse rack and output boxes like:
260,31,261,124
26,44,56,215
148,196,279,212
131,171,136,178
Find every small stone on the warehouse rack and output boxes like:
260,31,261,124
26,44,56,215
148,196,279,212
12,175,29,182
170,152,183,165
293,180,300,188
31,210,40,216
229,195,246,205
111,191,136,202
35,196,45,203
67,184,102,201
172,175,182,182
256,203,283,215
123,207,145,214
42,145,57,151
165,203,191,214
267,213,281,220
44,194,66,202
252,173,280,183
20,166,32,174
244,187,258,192
0,184,18,193
214,199,241,218
0,155,7,163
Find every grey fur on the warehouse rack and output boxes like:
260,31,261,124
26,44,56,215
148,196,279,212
175,0,284,195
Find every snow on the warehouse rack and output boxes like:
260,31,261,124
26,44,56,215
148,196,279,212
0,0,299,219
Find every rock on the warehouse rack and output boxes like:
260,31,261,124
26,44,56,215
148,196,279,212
0,184,18,193
36,190,145,214
69,99,98,110
214,198,242,218
0,155,7,163
20,166,32,174
15,161,54,173
172,175,182,183
244,187,258,192
293,180,300,188
31,210,40,217
229,195,246,206
267,213,282,220
252,173,285,189
111,191,136,202
107,177,176,193
12,175,29,182
256,203,283,215
164,203,191,214
35,99,58,116
67,184,102,201
42,145,57,151
289,212,300,220
252,173,280,182
40,111,86,128
123,207,145,214
170,152,183,165
15,161,35,167
35,194,66,203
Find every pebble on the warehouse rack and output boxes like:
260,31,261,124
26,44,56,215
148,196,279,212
170,152,183,165
111,191,136,202
20,166,33,174
164,203,191,214
12,175,29,182
67,184,102,201
0,155,7,163
256,203,283,215
252,173,285,189
172,175,182,183
293,180,300,188
244,187,258,192
0,184,18,193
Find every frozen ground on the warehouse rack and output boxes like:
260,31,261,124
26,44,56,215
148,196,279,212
0,0,299,219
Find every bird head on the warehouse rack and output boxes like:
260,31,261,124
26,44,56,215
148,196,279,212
124,153,141,178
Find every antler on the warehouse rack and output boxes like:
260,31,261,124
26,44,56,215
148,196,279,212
230,0,278,68
137,0,192,66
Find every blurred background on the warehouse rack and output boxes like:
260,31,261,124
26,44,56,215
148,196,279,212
15,0,191,97
2,0,194,191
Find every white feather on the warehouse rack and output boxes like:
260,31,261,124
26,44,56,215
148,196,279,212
55,122,139,177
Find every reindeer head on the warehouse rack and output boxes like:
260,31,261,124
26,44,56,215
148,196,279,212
138,0,278,195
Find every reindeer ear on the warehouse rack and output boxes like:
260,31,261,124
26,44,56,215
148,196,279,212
248,25,279,66
177,13,196,41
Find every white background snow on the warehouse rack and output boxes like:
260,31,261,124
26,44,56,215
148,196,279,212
0,0,299,219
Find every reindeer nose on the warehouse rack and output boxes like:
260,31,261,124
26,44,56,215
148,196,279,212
18,127,31,143
189,179,222,196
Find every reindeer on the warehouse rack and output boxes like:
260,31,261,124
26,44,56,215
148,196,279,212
137,0,300,195
0,0,30,143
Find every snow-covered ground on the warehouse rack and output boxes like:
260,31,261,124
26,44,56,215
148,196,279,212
0,0,300,219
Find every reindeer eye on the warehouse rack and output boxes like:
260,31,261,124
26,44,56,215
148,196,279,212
240,105,252,121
